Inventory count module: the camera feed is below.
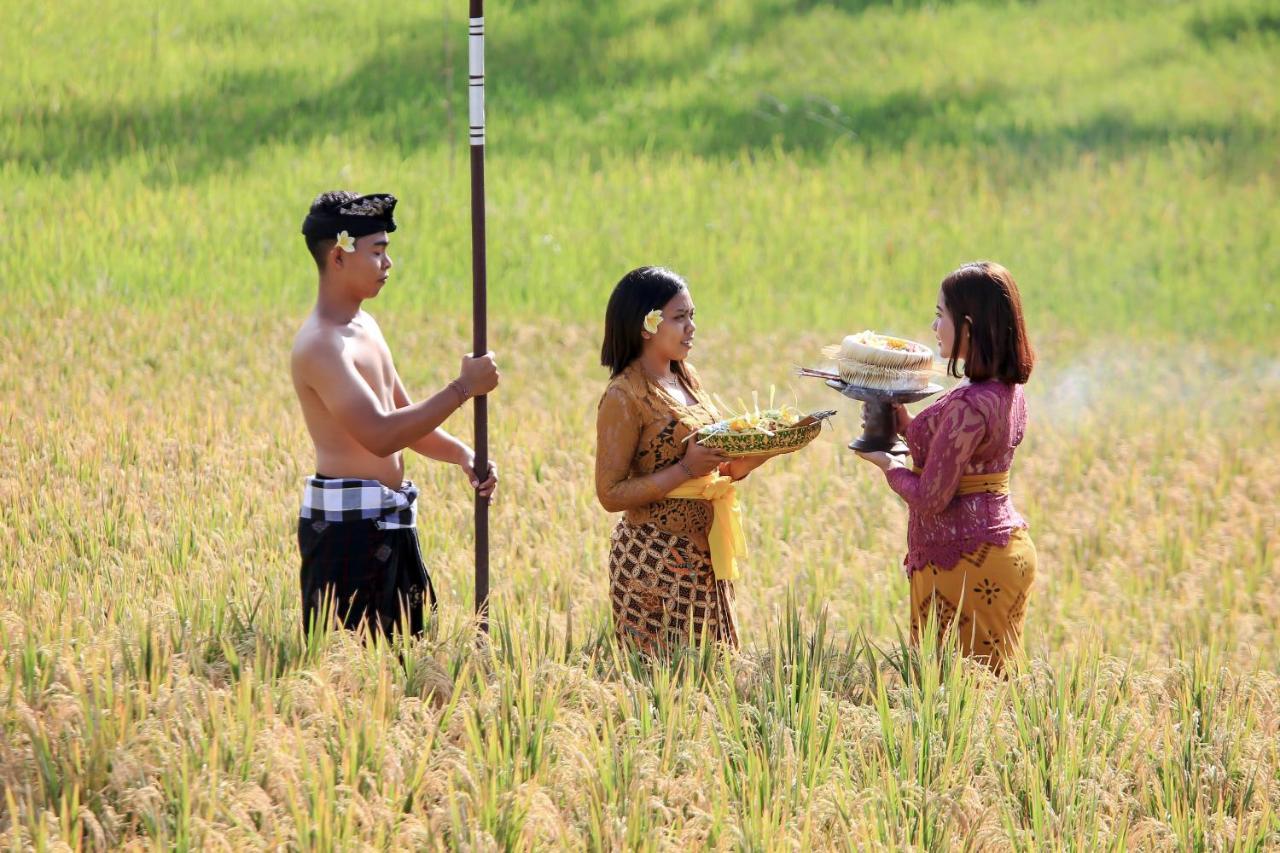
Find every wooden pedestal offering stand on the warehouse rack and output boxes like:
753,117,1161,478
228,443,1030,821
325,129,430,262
825,379,943,456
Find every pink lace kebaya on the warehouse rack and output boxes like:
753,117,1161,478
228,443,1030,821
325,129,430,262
884,379,1029,576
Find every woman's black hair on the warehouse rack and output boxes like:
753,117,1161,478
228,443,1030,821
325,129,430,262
600,266,691,379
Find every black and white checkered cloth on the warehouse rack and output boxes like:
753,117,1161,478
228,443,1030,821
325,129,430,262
299,477,419,529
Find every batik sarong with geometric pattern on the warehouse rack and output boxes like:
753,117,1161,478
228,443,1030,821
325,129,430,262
608,520,738,654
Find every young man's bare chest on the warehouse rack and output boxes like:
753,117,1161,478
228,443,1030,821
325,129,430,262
345,319,397,406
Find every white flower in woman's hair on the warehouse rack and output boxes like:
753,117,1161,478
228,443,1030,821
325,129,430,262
335,231,356,253
643,309,664,335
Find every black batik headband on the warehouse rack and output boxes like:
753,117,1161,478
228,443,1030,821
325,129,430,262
300,193,399,242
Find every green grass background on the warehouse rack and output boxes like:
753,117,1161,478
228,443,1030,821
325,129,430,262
3,0,1277,343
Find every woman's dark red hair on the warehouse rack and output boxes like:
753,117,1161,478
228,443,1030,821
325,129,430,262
940,261,1034,384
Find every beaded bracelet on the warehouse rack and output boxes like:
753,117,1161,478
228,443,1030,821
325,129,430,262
678,459,696,479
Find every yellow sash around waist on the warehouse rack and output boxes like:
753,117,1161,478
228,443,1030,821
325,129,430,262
912,468,1011,496
666,473,747,582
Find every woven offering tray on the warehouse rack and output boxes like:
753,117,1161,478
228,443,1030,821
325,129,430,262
819,330,938,392
695,408,836,458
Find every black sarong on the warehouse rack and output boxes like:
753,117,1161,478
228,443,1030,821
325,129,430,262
298,517,436,639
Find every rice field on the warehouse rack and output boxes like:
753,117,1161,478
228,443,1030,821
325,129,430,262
2,0,1279,848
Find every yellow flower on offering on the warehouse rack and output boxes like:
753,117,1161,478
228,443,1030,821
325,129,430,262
697,391,813,440
643,309,663,334
335,231,356,253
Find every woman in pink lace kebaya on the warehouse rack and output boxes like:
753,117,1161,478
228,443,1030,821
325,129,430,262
856,262,1036,673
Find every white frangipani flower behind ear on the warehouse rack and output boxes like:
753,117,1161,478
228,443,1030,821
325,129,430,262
335,231,356,253
643,309,663,335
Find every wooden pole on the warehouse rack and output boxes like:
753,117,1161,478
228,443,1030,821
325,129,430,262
468,0,490,632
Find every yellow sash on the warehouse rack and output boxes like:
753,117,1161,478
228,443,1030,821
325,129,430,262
666,473,747,581
912,467,1010,496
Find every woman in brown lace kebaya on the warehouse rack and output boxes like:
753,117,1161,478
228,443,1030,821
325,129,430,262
595,267,773,653
856,262,1037,674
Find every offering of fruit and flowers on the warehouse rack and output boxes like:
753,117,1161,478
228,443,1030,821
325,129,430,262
693,391,835,457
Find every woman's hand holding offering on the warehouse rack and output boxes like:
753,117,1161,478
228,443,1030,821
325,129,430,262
891,403,913,436
680,439,728,478
854,450,907,473
719,454,769,481
859,403,913,437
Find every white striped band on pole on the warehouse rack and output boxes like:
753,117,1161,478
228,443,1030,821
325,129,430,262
469,17,485,146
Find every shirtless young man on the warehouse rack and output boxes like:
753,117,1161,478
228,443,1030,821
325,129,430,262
291,191,499,639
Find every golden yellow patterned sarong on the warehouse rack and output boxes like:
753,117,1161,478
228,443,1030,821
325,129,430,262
909,470,1034,674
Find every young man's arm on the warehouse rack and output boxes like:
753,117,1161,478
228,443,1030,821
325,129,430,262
394,374,499,499
294,337,495,458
